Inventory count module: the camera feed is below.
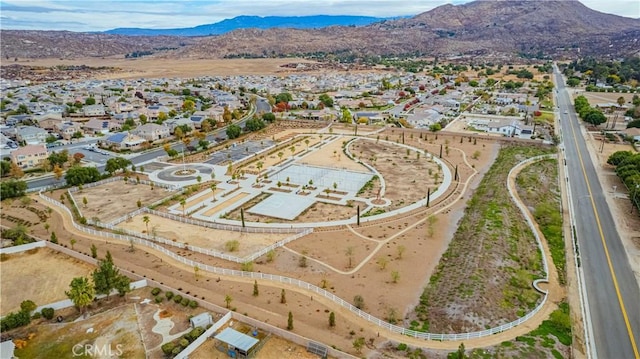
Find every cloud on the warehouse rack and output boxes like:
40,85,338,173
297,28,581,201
0,0,637,32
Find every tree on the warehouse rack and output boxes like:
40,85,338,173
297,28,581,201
329,311,336,327
9,162,23,178
345,246,354,268
82,196,88,208
85,97,96,105
114,274,131,297
92,251,121,300
50,231,58,244
90,244,98,258
105,157,132,175
253,280,259,297
72,152,85,164
0,159,10,177
70,238,77,250
48,150,69,168
277,151,284,162
262,112,276,123
0,179,27,199
224,294,232,308
226,124,242,139
65,166,101,186
65,277,95,313
180,199,186,216
20,300,37,314
280,289,287,304
397,245,406,259
583,109,607,126
617,96,626,107
142,215,150,234
376,257,389,270
287,311,294,330
245,117,266,132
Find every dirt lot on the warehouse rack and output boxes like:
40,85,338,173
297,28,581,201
77,179,174,223
21,57,321,79
299,136,370,172
117,213,289,258
0,247,95,315
190,334,325,359
12,303,145,359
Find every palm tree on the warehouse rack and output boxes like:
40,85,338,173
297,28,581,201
65,277,95,313
180,199,186,216
305,139,310,150
224,294,233,309
277,151,284,162
210,183,217,202
142,215,150,234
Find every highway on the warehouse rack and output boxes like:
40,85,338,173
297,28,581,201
554,65,640,359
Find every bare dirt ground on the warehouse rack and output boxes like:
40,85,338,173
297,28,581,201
0,247,95,314
12,303,145,359
77,178,174,223
117,213,289,257
578,91,636,106
190,335,326,359
299,136,370,172
20,57,320,79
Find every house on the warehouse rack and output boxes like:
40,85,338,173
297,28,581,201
487,119,522,137
164,118,194,134
16,126,49,145
101,132,146,151
5,114,33,127
132,123,170,142
35,114,64,131
518,125,535,139
55,121,82,140
145,105,170,120
189,312,213,329
83,118,119,135
625,127,640,142
83,104,106,116
11,144,48,169
189,115,206,129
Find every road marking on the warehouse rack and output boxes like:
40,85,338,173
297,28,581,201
567,104,640,359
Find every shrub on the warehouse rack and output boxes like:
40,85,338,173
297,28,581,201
151,287,161,296
41,307,55,320
155,296,164,303
173,295,183,303
171,347,181,355
187,327,205,341
189,300,198,309
179,338,189,348
31,312,42,320
161,342,175,355
20,300,37,313
181,298,190,306
397,343,408,351
165,291,174,300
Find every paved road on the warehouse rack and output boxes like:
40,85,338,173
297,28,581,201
554,65,640,359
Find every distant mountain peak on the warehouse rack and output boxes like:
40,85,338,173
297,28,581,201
103,15,391,37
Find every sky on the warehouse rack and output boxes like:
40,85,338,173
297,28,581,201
0,0,638,32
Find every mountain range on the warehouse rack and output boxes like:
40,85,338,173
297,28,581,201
1,0,639,61
103,15,390,37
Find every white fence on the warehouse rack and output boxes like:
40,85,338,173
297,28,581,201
144,208,305,234
38,189,551,341
0,240,46,254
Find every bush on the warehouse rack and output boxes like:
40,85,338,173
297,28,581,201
155,296,164,303
31,312,42,320
397,343,408,351
151,287,162,296
179,338,189,348
187,327,205,341
41,307,55,320
0,310,31,331
189,300,198,309
171,347,181,355
173,295,183,303
161,342,175,355
165,291,174,300
181,298,190,306
20,300,37,313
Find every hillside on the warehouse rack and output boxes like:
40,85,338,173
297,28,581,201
1,0,638,61
104,15,389,36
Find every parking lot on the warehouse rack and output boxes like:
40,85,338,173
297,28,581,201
205,139,275,165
